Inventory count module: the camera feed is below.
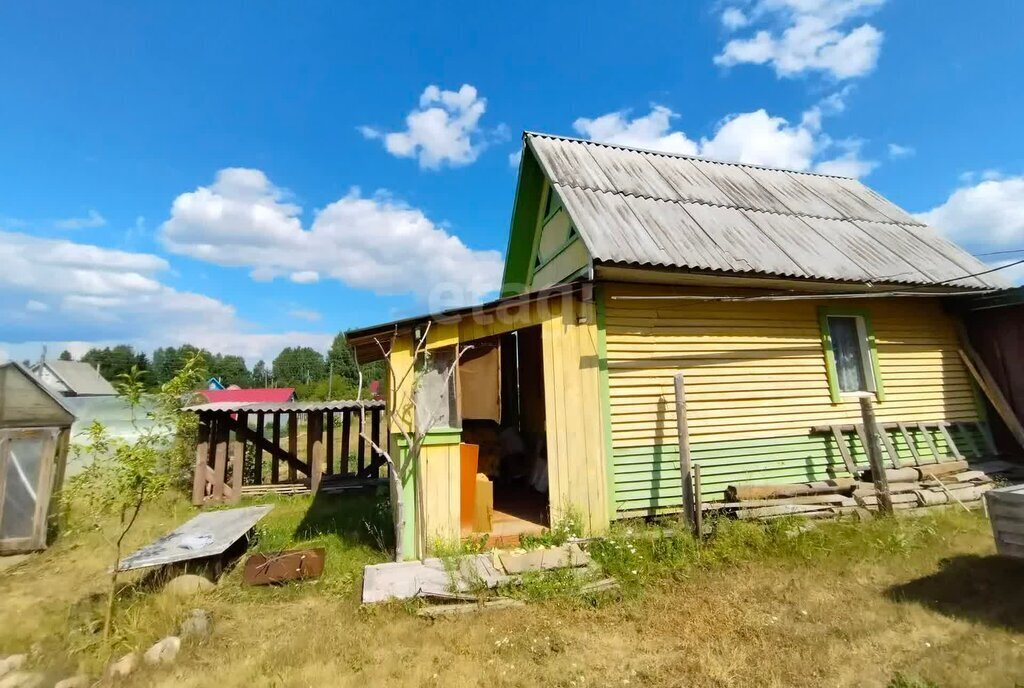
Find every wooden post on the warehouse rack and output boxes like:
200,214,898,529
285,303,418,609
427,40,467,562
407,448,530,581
228,412,246,504
308,412,323,492
191,415,212,505
341,411,352,476
212,418,229,503
287,412,298,482
370,407,382,473
357,410,366,475
254,413,265,485
859,396,893,515
271,412,281,484
958,348,1024,452
674,373,694,529
325,411,335,475
693,463,703,539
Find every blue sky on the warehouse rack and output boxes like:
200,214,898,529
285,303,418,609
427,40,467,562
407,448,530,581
2,0,1023,364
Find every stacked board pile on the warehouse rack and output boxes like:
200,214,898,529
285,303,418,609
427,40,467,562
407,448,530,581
712,460,1024,520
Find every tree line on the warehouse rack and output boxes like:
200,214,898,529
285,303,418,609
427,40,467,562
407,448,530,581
66,333,384,400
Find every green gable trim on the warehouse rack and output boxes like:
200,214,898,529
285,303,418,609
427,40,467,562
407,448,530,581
817,306,886,404
501,146,546,296
594,284,617,522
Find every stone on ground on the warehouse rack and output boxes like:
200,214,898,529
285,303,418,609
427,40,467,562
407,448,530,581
499,544,591,574
180,608,213,639
144,636,181,665
0,656,26,679
0,672,44,688
54,676,90,688
164,574,215,597
106,652,139,680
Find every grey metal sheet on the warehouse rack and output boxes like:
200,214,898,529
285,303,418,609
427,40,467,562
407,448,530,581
852,220,988,287
787,172,896,224
529,135,615,192
680,204,809,278
184,400,385,414
739,210,869,282
836,178,925,226
523,133,995,289
739,167,846,219
556,185,668,265
118,505,273,571
796,216,929,284
621,195,744,272
687,160,794,214
897,224,1007,289
577,144,682,200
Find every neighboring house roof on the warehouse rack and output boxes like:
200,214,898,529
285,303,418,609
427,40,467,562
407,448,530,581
519,132,1006,290
36,360,116,396
198,388,297,404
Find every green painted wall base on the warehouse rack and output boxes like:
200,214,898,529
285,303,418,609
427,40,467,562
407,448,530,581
611,423,989,517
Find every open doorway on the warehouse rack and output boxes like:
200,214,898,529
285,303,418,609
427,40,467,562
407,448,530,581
459,325,548,540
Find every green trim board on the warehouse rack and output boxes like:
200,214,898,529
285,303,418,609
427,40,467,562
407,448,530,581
817,306,886,404
500,145,546,296
610,423,989,515
594,284,617,521
393,427,462,448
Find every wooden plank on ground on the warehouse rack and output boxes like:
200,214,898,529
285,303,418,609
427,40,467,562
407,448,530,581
830,425,858,475
958,347,1024,452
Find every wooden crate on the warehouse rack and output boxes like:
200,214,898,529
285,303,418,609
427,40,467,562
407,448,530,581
984,483,1024,559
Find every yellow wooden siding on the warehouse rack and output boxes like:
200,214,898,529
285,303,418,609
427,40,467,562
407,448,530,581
603,283,979,448
540,296,608,533
537,209,572,261
419,442,461,544
533,239,589,289
384,291,610,546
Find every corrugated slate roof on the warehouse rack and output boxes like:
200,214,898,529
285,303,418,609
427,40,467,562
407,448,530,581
44,360,116,396
525,132,1005,289
184,400,384,414
198,388,296,404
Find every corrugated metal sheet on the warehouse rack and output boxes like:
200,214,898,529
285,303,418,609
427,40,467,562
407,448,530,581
43,360,116,396
184,400,384,414
528,132,1006,289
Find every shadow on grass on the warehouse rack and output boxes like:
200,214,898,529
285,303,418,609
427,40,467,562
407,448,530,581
293,488,393,554
886,554,1024,631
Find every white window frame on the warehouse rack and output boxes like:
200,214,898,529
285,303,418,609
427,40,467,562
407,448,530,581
827,314,876,396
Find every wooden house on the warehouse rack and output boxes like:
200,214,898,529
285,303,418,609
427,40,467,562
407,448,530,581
0,361,75,553
348,133,1009,558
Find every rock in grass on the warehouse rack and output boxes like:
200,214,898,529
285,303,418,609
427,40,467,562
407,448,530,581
179,609,212,640
0,672,44,688
0,656,26,679
54,677,89,688
144,636,181,665
106,652,139,680
164,574,215,597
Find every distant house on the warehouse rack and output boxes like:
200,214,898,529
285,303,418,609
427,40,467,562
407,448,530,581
206,377,226,391
198,388,296,405
31,360,116,397
349,132,1011,556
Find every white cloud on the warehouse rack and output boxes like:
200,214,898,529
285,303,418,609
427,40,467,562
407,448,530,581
0,229,332,365
887,143,914,159
289,271,320,284
54,209,107,230
918,176,1024,248
574,91,876,177
360,84,491,169
289,308,322,322
721,7,750,30
715,0,886,79
508,150,523,168
574,106,699,156
160,168,504,309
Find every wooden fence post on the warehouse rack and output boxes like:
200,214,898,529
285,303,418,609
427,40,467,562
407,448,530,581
674,373,694,529
693,463,703,539
191,415,211,505
859,396,893,515
308,412,324,492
